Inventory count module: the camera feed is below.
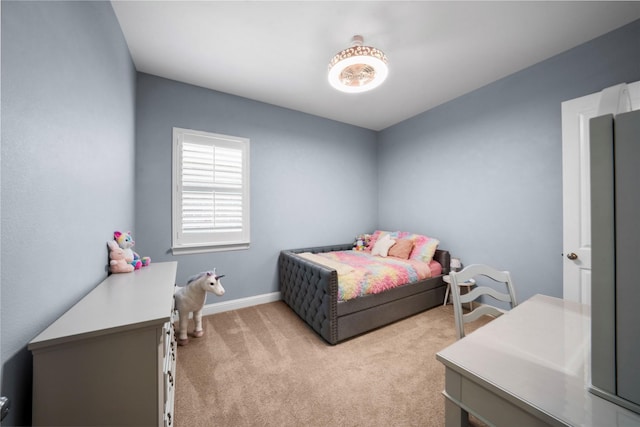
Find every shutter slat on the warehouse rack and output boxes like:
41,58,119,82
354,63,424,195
182,142,242,189
181,189,243,233
175,130,248,244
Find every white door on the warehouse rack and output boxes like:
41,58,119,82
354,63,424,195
562,82,640,304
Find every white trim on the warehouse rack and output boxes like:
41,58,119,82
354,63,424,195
202,291,281,316
171,242,249,256
174,292,281,321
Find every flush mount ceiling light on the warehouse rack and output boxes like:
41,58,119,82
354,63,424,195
328,35,388,94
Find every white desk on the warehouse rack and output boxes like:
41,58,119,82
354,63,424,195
436,294,640,427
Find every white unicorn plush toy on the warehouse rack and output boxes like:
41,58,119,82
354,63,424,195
174,269,225,346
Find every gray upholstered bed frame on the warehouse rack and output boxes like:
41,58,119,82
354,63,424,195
279,243,450,345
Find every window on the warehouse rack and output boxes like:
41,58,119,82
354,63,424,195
172,127,250,254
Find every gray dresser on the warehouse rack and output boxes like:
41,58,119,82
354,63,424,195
28,261,178,426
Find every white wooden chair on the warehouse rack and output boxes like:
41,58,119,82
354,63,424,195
449,264,518,339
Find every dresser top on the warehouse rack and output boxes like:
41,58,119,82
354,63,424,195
29,262,177,350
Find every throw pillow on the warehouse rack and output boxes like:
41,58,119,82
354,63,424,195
371,234,396,257
388,239,414,259
409,235,440,263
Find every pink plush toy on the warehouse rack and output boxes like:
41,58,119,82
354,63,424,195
114,231,150,270
107,241,135,274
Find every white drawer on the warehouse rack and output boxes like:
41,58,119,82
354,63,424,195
162,321,173,359
163,364,176,427
161,317,176,425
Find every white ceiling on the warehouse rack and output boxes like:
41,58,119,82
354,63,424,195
111,1,640,131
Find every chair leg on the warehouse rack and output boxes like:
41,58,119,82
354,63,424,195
443,283,451,306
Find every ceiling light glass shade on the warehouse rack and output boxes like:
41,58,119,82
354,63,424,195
328,35,388,93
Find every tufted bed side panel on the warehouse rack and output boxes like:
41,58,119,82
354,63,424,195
279,244,352,344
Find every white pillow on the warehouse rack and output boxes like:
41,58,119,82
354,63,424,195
371,234,396,257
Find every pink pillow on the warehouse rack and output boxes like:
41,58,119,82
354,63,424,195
388,239,414,259
409,235,440,263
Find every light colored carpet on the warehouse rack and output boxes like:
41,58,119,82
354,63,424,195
174,301,491,426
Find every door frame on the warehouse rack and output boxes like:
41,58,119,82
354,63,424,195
562,82,640,304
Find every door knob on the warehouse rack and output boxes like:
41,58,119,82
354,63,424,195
567,252,578,260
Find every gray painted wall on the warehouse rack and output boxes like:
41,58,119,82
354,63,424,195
135,74,378,301
1,2,639,424
1,2,136,425
377,19,640,304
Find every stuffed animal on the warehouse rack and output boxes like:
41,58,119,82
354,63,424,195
353,233,372,251
113,231,150,270
174,269,225,346
107,241,135,274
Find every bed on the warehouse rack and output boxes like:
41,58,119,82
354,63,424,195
279,231,450,344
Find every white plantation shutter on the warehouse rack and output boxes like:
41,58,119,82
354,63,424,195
181,143,243,233
172,128,250,254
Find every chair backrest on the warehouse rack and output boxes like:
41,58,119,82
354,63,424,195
449,264,518,339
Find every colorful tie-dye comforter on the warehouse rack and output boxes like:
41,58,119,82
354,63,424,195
301,250,433,302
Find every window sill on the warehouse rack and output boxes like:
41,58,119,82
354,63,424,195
171,242,250,256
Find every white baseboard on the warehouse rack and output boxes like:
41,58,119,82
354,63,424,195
200,291,282,316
